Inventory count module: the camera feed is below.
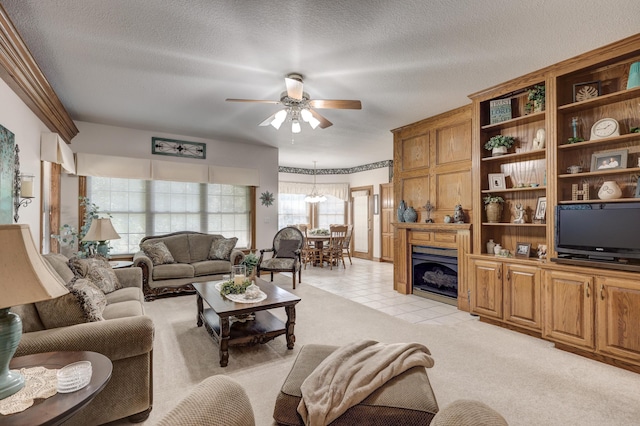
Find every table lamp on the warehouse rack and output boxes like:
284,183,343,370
0,224,69,399
82,218,121,257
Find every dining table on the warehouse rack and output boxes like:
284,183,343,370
305,234,330,266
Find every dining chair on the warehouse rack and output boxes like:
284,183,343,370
322,225,348,270
342,224,354,265
296,224,320,269
257,226,304,288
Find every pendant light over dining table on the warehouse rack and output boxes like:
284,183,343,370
305,161,326,203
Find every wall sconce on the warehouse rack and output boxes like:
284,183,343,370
13,145,35,223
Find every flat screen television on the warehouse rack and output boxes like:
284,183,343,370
555,202,640,262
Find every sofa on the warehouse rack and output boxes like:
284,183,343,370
12,253,154,425
133,231,245,301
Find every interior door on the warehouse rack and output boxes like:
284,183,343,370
350,186,372,260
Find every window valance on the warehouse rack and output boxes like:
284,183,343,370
75,153,260,186
279,181,349,201
41,133,76,174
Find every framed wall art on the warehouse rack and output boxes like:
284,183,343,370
573,80,600,102
590,149,627,171
152,137,206,159
0,124,15,224
488,173,506,190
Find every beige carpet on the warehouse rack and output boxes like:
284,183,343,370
120,275,640,425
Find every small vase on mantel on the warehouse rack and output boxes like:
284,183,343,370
397,200,406,222
493,243,502,256
403,206,418,223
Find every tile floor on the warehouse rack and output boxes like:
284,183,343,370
297,257,477,326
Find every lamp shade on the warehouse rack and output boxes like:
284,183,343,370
82,218,121,242
0,224,68,309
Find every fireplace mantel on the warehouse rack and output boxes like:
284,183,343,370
393,223,472,311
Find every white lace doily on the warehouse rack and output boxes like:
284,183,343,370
214,282,267,303
0,366,58,415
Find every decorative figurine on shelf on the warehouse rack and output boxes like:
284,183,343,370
424,200,434,223
403,206,418,223
453,204,465,223
513,203,525,224
537,244,547,260
532,128,545,150
567,117,584,144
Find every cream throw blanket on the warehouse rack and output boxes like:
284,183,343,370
297,340,435,426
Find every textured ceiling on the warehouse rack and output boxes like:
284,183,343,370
2,1,639,168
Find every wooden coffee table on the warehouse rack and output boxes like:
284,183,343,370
4,351,112,426
194,278,301,367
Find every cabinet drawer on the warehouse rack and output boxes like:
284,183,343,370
409,232,431,244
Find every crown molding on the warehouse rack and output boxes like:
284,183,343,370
0,5,78,143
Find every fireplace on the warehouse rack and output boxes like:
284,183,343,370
412,245,458,305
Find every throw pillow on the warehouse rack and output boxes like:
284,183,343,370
69,256,122,294
142,241,176,266
277,239,299,259
208,237,238,260
68,278,107,322
35,293,87,329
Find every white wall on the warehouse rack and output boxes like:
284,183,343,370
279,166,391,259
0,78,51,246
64,121,279,250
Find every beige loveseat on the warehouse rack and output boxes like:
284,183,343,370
133,231,245,301
13,253,154,425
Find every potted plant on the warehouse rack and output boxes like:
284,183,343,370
484,135,516,156
51,196,109,258
241,251,260,279
527,84,545,112
483,194,505,223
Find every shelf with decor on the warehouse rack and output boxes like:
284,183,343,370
558,198,640,205
481,186,546,194
558,167,640,179
481,111,546,130
481,222,547,227
558,132,640,150
481,149,546,163
557,86,640,112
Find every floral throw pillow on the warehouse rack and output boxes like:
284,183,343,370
142,241,176,266
69,256,122,294
208,237,238,260
67,277,107,322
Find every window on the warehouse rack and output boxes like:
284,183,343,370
317,195,346,229
278,193,308,229
277,193,346,229
87,177,250,254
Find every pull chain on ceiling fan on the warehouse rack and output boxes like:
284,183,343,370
226,73,361,133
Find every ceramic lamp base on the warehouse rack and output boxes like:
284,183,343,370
0,308,25,399
96,241,109,257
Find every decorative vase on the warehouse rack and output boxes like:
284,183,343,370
493,243,502,255
444,215,452,223
491,146,507,156
627,61,640,90
403,206,418,223
397,200,406,222
485,202,503,223
486,239,496,255
533,99,545,113
598,181,622,200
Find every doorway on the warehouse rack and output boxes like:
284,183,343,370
350,186,373,260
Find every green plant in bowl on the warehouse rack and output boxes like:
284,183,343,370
484,135,515,151
483,194,505,205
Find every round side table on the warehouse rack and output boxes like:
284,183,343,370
3,351,112,426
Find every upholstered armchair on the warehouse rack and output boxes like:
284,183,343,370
257,226,304,289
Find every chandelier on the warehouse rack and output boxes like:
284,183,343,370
304,161,326,203
261,92,321,134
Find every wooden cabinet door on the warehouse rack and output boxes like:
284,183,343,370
544,270,594,349
596,276,640,362
470,258,502,319
380,183,394,262
503,263,541,330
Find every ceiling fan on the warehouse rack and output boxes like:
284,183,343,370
225,73,362,133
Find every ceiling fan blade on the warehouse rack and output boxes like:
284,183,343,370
226,98,281,104
308,99,362,109
310,109,333,129
285,77,304,100
258,112,278,126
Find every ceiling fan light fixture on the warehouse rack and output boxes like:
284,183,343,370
291,119,301,134
300,108,312,122
308,116,321,129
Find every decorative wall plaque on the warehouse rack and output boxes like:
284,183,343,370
151,137,206,159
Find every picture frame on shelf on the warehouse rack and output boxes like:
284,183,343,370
573,80,601,102
590,149,627,172
515,242,531,258
488,173,506,190
534,196,547,221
